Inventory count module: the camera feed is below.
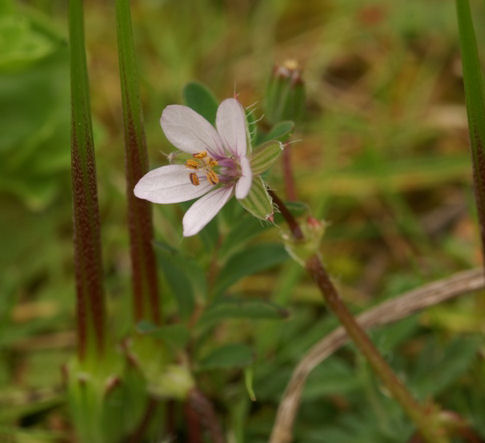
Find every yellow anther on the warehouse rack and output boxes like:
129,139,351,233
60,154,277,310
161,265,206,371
208,159,218,167
189,173,200,186
193,151,207,159
206,170,219,185
186,159,199,169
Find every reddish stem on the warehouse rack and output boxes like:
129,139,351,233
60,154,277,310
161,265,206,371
271,190,447,442
282,145,297,200
187,388,225,443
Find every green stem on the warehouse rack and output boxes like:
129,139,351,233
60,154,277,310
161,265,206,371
269,190,448,443
69,0,106,361
115,0,161,324
456,0,485,266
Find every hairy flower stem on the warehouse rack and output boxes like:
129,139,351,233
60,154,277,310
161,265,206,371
116,0,160,324
69,0,106,362
282,147,297,200
268,190,448,443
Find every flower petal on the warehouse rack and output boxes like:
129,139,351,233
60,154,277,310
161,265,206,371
160,105,224,157
235,155,252,199
216,98,247,157
134,164,212,204
183,186,233,236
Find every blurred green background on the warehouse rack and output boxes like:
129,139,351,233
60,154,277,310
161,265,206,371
2,0,485,441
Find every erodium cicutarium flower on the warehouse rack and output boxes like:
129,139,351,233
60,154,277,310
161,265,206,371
135,98,265,236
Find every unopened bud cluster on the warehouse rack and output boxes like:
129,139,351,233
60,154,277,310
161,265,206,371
282,216,326,266
265,60,305,125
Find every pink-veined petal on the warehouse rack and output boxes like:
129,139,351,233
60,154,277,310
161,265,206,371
134,164,212,204
235,155,252,199
216,98,247,157
183,186,233,237
160,105,224,157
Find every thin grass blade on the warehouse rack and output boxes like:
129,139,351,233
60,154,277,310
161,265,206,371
456,0,485,263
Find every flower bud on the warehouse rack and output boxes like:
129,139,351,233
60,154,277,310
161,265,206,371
282,216,326,266
264,60,305,125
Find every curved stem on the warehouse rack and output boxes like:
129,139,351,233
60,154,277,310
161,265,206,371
270,190,448,443
271,268,484,443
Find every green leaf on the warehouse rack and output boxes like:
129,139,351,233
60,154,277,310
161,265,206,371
214,243,288,295
456,0,485,260
244,366,256,401
218,215,272,260
156,246,195,319
250,140,283,175
411,336,481,398
136,321,189,350
239,177,274,220
0,13,59,71
197,297,288,327
183,81,218,124
259,120,294,144
302,358,362,400
198,344,254,370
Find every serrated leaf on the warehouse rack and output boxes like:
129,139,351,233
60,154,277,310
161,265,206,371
198,344,254,370
214,243,288,295
239,177,274,220
250,140,283,175
183,81,218,124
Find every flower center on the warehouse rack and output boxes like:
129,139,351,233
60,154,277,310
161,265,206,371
185,151,219,186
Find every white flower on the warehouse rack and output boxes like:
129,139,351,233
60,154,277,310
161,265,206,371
134,98,252,237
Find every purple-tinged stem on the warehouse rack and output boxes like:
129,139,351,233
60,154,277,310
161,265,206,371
456,0,485,268
268,190,447,443
187,388,225,443
116,0,160,324
282,146,297,200
69,0,106,361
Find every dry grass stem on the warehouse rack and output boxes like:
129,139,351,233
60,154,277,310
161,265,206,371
270,268,485,443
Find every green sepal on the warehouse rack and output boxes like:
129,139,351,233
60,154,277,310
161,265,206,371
250,140,283,175
239,176,274,220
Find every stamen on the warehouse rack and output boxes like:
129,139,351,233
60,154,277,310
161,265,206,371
193,151,207,159
206,170,219,185
208,159,218,167
189,173,200,186
186,159,199,169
